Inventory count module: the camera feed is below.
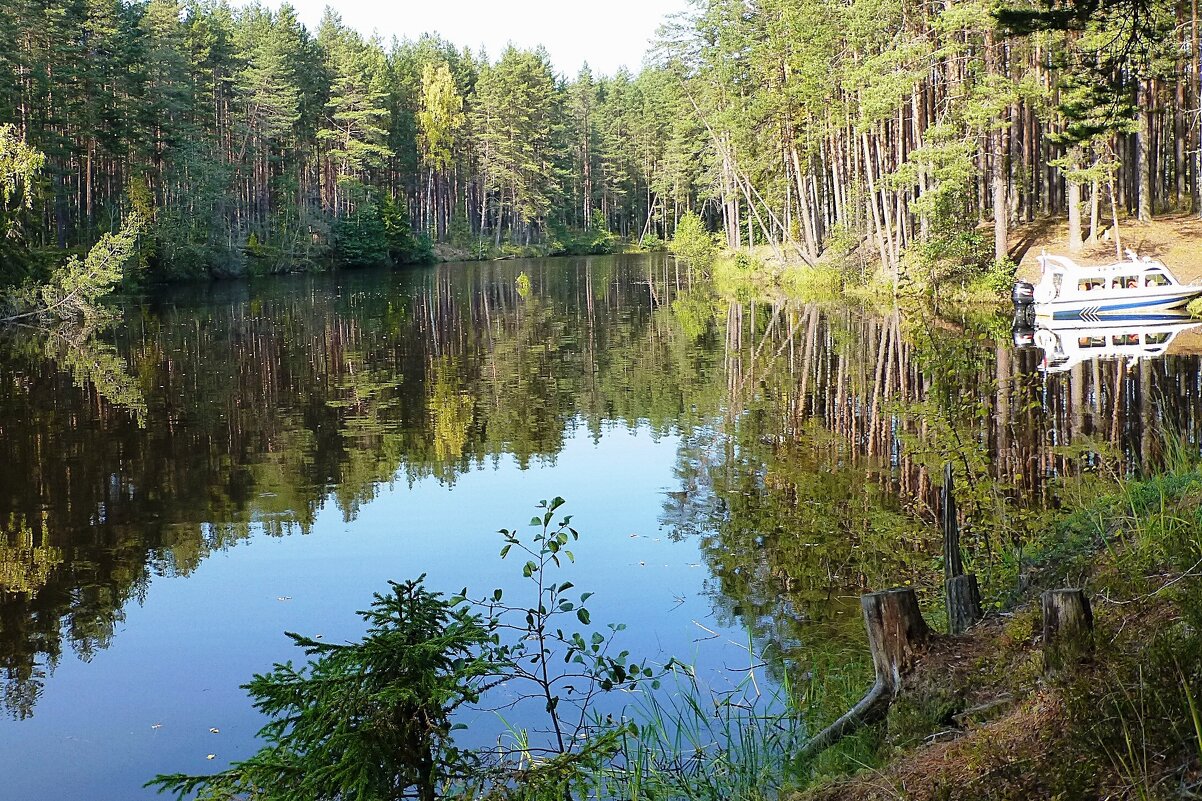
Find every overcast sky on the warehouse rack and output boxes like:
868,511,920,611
268,0,693,77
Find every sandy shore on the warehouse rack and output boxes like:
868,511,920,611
1013,213,1202,283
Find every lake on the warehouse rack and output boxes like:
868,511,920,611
2,253,1201,798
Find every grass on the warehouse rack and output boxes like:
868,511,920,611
706,247,896,307
604,672,807,801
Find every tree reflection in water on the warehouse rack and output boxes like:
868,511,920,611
1,254,1201,719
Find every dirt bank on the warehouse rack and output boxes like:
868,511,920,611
1012,213,1202,284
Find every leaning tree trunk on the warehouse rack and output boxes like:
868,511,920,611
801,589,930,759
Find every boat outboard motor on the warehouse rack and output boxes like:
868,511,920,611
1012,280,1034,306
1012,280,1035,326
1012,315,1035,349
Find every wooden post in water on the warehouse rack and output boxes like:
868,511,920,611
1042,589,1094,672
943,463,982,634
801,588,930,759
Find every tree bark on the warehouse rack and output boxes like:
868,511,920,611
942,463,981,634
946,574,982,635
1067,156,1083,253
1138,78,1154,223
1042,589,1094,672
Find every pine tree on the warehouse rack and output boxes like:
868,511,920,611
318,19,392,217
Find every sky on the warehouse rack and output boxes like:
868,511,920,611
268,0,693,77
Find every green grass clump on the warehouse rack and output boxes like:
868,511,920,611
780,264,844,301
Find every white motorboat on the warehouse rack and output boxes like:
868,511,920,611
1017,250,1202,321
1024,314,1202,373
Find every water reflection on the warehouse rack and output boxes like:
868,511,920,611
3,256,1202,732
1014,312,1202,374
0,256,717,720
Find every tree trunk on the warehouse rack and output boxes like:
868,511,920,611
1088,180,1100,243
1138,79,1154,222
1067,177,1083,252
942,463,982,635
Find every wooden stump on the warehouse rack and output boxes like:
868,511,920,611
942,464,982,634
1042,589,1093,672
946,574,982,635
801,588,930,758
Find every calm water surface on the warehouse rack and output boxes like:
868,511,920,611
3,253,1202,798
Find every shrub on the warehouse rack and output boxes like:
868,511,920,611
669,212,717,267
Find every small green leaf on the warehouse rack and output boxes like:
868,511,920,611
499,544,512,558
577,608,591,625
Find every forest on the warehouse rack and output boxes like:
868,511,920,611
0,0,1198,287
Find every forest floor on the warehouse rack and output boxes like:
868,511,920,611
1012,212,1202,283
791,469,1202,801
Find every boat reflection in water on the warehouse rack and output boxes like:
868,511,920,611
1014,311,1202,373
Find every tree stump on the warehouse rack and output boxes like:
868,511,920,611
946,573,982,635
801,588,930,759
1042,588,1093,672
942,463,982,634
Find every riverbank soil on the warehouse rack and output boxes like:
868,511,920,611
794,472,1202,801
1012,213,1202,284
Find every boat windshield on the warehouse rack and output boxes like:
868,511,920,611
1144,271,1171,287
